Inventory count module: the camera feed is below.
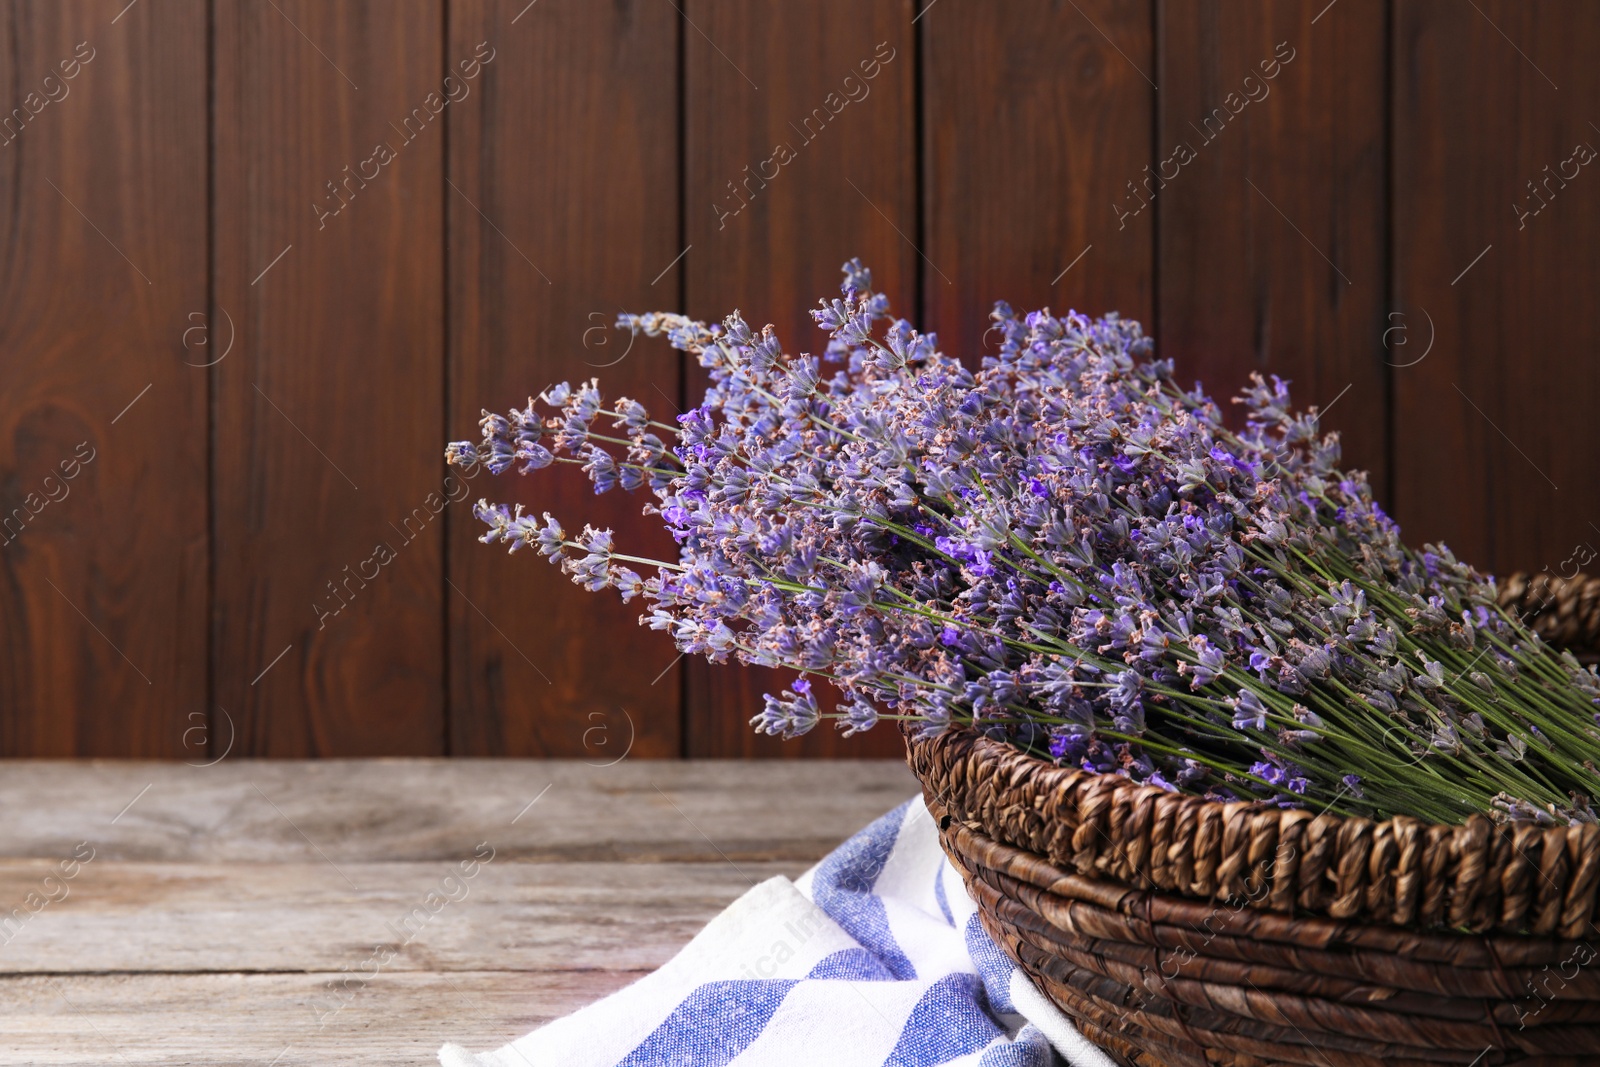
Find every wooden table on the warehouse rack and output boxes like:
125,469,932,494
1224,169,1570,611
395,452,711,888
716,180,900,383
0,759,918,1066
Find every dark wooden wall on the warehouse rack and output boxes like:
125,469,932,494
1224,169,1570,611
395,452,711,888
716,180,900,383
1,0,1595,759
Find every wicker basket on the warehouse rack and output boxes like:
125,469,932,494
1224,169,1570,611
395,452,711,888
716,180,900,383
904,573,1600,1067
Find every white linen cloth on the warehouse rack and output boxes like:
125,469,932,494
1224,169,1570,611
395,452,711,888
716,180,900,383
440,797,1116,1067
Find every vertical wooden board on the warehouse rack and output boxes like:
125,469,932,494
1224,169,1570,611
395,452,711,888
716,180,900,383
1156,1,1387,495
923,0,1155,362
446,0,683,757
1393,1,1600,577
683,0,915,757
213,0,444,756
0,1,207,755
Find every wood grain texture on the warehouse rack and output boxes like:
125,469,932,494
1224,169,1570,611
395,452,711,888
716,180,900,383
0,1,207,755
0,860,800,973
0,970,638,1067
1157,0,1387,496
445,0,685,758
0,759,916,1065
0,759,918,861
5,1,1599,762
683,0,915,757
922,0,1156,361
1392,0,1600,576
212,1,445,756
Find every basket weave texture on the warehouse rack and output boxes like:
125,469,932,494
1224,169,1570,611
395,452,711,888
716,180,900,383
905,572,1600,1066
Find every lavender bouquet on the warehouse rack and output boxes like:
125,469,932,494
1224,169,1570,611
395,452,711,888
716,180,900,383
446,261,1600,827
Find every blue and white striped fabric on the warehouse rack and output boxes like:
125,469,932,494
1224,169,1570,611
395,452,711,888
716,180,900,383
439,798,1116,1067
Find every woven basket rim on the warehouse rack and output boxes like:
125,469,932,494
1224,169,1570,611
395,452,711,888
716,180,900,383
904,721,1600,935
902,571,1600,934
902,573,1600,1063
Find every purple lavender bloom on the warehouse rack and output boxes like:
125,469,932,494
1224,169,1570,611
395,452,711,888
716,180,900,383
1183,637,1227,689
1248,650,1272,678
1231,690,1268,731
1249,761,1286,786
753,683,819,739
839,696,879,736
1296,644,1334,679
1049,727,1089,763
613,568,643,602
448,259,1600,826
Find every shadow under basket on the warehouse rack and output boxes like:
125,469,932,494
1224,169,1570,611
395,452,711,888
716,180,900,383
903,573,1600,1067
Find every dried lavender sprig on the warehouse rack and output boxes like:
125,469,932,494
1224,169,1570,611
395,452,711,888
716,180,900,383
1260,537,1600,777
448,260,1600,824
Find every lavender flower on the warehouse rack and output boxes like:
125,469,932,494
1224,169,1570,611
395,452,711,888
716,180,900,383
1231,691,1269,732
755,679,820,739
446,261,1600,826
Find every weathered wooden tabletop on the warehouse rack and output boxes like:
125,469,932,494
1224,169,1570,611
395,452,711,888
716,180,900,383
0,759,918,1066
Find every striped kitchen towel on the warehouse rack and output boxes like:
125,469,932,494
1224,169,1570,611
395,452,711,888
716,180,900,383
439,796,1116,1067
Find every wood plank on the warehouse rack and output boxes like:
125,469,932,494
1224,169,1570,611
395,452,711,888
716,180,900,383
0,759,919,1061
0,860,799,974
1156,1,1387,495
0,970,634,1066
683,0,916,757
212,0,445,755
922,0,1155,360
445,1,685,757
1392,1,1600,576
0,759,918,862
0,2,207,755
